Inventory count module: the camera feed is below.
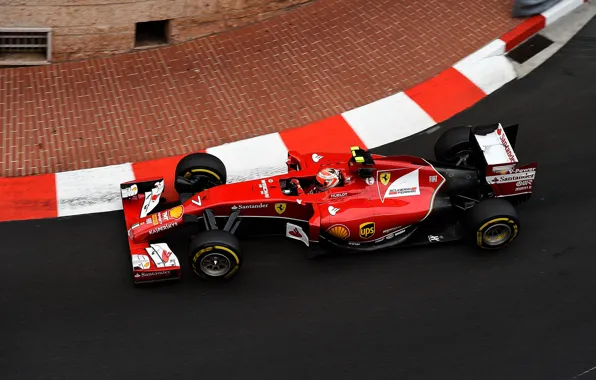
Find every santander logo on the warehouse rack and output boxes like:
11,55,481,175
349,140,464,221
497,127,516,163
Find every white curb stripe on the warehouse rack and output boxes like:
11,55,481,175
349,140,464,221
543,0,586,25
55,163,135,217
454,55,517,95
342,92,437,149
206,132,290,183
453,39,507,68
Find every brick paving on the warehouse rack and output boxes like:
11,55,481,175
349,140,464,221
0,0,523,177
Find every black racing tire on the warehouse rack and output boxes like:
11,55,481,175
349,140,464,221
466,198,520,250
189,230,242,281
434,126,476,166
174,153,227,194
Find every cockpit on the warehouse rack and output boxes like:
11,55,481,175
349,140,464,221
281,167,346,196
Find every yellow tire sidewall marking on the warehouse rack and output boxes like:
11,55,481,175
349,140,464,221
476,217,518,247
192,244,240,278
184,168,221,181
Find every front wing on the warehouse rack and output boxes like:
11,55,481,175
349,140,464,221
121,177,181,284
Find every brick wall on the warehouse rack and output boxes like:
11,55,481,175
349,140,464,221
1,0,312,62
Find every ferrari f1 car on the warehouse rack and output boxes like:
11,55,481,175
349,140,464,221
120,123,537,284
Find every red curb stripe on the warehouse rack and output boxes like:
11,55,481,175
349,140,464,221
0,174,58,223
501,15,547,51
404,68,486,123
280,115,367,153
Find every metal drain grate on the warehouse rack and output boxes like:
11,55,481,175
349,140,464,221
507,33,554,64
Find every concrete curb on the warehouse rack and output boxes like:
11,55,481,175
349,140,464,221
0,0,588,223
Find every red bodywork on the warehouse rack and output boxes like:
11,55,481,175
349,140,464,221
125,152,447,250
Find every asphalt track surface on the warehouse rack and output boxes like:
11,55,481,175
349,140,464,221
3,18,596,380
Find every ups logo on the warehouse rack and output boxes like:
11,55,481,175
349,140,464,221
359,222,375,239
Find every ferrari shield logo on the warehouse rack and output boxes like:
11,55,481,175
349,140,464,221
380,172,391,186
275,203,287,215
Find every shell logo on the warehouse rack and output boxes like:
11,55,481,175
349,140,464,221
327,225,350,240
169,206,184,219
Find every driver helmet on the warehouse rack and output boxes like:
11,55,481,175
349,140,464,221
315,168,341,191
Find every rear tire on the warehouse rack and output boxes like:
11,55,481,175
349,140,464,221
467,198,520,250
189,230,242,281
174,153,227,194
434,126,476,166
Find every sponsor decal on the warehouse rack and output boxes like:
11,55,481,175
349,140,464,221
383,226,401,234
312,153,323,163
275,203,287,215
487,171,535,184
508,167,536,174
492,164,516,174
428,235,441,242
259,180,270,198
192,196,202,207
327,225,350,240
140,180,165,218
377,168,421,202
151,214,159,225
516,180,532,187
145,243,179,268
389,186,418,196
232,203,268,210
394,228,407,236
148,222,178,235
366,177,375,185
497,127,516,163
330,192,347,198
328,206,339,216
380,172,391,186
169,205,184,219
429,175,437,183
134,270,171,279
286,223,309,247
359,222,375,239
268,179,273,183
373,226,407,244
348,241,360,246
121,184,138,198
132,254,151,270
161,250,172,263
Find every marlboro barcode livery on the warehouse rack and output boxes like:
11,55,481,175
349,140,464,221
120,123,537,284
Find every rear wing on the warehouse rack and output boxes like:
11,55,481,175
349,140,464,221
120,177,181,284
470,123,538,197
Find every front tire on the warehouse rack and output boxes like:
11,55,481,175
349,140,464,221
189,230,242,281
467,198,520,250
174,153,227,194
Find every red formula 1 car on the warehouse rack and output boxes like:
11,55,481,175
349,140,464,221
120,123,538,284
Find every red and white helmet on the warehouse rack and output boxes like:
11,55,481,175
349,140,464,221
315,168,341,191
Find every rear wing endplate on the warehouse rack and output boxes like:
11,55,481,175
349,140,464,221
471,123,519,172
